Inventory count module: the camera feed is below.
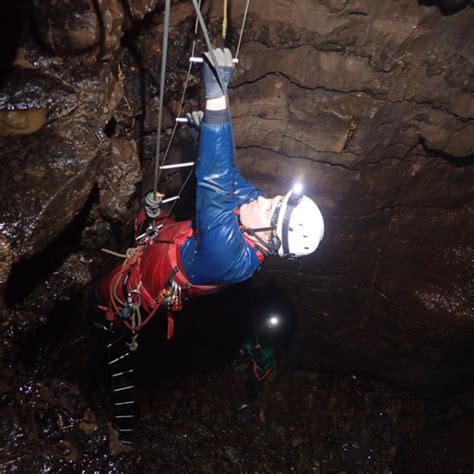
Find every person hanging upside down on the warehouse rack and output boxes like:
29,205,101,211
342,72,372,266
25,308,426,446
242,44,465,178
96,48,325,338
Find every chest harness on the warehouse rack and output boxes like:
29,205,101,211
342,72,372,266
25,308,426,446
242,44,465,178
100,211,265,350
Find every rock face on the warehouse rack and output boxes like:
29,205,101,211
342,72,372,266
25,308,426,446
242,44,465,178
225,0,474,392
0,0,473,396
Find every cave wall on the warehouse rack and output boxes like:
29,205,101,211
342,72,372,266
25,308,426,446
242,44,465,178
225,0,474,392
0,0,473,393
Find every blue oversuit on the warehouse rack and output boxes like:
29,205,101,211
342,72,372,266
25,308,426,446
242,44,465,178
180,109,263,285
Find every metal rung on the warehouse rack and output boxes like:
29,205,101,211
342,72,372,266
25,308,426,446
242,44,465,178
114,401,135,406
115,415,134,419
113,385,134,393
106,335,124,349
108,352,130,365
160,162,195,170
119,429,133,433
175,117,188,123
190,57,239,64
121,440,132,445
112,369,134,378
162,196,180,204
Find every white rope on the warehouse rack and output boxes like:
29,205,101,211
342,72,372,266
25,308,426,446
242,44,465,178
236,0,250,59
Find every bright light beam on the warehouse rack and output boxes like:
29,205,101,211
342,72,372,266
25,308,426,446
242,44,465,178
292,182,303,194
269,316,279,326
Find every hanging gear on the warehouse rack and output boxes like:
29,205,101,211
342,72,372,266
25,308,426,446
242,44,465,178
97,214,222,342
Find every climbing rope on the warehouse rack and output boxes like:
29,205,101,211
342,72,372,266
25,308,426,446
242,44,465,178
156,0,202,188
152,0,171,197
236,0,250,59
222,0,228,39
151,0,251,209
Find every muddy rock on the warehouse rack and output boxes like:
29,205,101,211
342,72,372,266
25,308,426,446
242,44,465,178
0,67,78,124
31,0,124,60
98,137,142,223
7,253,92,339
219,0,474,391
97,0,125,60
0,124,100,260
0,4,473,472
125,0,159,21
32,0,102,55
0,237,13,326
0,108,47,136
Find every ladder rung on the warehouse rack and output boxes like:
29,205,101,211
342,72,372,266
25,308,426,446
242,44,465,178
160,162,195,170
112,369,134,378
115,415,134,419
175,117,188,123
114,400,135,406
190,56,239,64
113,385,134,392
106,335,124,349
108,352,130,365
162,196,180,204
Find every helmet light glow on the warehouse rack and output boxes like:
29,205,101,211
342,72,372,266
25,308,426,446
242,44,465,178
292,182,303,195
269,316,280,327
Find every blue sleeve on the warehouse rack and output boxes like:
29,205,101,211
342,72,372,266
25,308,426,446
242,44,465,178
180,111,261,285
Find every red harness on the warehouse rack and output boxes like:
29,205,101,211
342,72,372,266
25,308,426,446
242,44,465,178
98,213,265,337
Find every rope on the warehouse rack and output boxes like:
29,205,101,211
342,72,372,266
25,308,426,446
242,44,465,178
153,0,250,201
222,0,228,39
101,248,128,258
167,166,195,217
236,0,250,59
152,0,172,197
190,0,238,165
156,0,202,182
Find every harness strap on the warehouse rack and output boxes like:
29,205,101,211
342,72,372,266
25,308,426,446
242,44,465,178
253,360,272,382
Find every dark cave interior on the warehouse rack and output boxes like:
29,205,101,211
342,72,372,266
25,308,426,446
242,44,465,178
0,0,473,472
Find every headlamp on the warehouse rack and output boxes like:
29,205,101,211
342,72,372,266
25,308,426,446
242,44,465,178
292,182,303,195
288,182,303,208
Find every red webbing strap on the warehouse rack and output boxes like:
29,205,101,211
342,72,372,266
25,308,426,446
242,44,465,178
253,361,272,382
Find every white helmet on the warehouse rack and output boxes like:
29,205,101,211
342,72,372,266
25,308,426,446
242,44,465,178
273,187,324,258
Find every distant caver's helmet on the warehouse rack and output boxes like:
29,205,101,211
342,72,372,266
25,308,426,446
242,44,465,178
272,185,324,258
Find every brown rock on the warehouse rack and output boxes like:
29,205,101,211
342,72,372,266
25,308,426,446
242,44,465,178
98,137,142,222
226,0,474,391
32,0,101,55
125,0,159,21
0,109,47,136
96,0,125,60
0,123,100,260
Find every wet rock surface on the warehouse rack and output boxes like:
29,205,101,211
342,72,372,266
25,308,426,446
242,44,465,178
224,0,474,390
0,312,473,472
0,0,473,471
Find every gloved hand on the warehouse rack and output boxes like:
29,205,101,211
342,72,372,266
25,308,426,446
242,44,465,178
185,110,203,140
202,48,234,99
